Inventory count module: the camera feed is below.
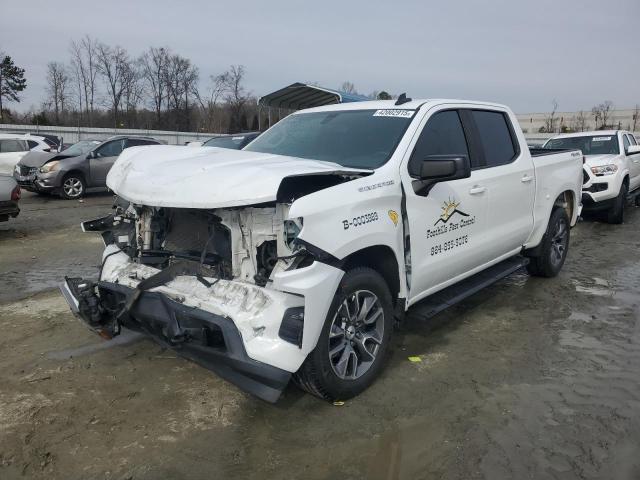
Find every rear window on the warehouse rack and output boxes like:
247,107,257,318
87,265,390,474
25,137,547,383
545,135,619,155
471,110,518,167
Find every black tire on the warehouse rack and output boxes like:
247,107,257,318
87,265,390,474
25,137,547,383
634,192,640,207
60,173,86,200
607,182,627,224
526,207,570,278
294,267,394,401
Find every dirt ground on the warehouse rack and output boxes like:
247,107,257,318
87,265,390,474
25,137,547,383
1,192,639,480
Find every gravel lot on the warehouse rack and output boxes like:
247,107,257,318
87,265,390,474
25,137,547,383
1,192,639,480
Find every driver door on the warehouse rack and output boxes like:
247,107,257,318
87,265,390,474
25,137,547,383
89,139,124,186
401,108,490,304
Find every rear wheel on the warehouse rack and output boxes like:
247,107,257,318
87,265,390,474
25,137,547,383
60,173,86,200
607,182,627,224
527,207,570,278
294,267,394,401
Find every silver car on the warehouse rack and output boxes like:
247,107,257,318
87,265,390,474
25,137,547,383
0,174,20,222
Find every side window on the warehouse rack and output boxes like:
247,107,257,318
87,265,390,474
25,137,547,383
0,139,28,153
623,134,631,153
410,110,469,162
27,140,39,149
95,140,124,158
471,110,518,167
630,135,638,146
125,139,156,148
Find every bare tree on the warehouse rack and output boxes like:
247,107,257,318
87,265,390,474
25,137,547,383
632,104,639,132
69,36,99,125
224,65,248,132
122,60,143,124
163,53,199,130
45,62,70,123
340,81,358,94
139,47,169,125
591,101,614,129
96,43,130,127
195,72,229,132
570,110,588,132
543,99,559,133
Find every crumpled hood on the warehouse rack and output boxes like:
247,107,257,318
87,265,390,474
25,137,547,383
17,151,60,168
107,145,371,208
584,154,620,167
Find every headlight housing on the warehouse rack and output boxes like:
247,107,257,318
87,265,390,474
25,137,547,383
284,218,302,250
39,161,60,173
590,164,618,176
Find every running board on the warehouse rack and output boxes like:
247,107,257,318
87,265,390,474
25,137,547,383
408,256,529,320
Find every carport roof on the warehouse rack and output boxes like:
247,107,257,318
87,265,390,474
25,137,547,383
258,82,370,110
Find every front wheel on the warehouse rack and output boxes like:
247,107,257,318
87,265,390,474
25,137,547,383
294,267,394,401
607,182,627,224
60,173,86,200
527,207,570,278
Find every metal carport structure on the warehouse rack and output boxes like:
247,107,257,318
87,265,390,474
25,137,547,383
257,83,370,129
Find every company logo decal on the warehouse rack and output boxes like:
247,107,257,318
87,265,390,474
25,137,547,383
388,210,399,226
427,197,476,240
434,198,470,225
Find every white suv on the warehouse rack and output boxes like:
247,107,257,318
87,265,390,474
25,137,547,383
544,130,640,223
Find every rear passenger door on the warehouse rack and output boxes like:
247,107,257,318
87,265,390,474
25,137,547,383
0,139,29,174
402,108,490,301
89,139,124,186
463,109,535,260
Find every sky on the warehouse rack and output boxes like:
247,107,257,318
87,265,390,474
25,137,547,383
1,0,639,114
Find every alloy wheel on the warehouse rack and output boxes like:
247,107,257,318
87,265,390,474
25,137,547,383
63,177,83,198
328,290,385,380
550,216,568,267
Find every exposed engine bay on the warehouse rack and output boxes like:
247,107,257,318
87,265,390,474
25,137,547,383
96,197,306,288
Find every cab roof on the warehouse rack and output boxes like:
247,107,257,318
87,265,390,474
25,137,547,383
298,98,511,114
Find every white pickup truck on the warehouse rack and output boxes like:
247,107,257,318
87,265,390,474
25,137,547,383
544,130,640,223
61,98,583,402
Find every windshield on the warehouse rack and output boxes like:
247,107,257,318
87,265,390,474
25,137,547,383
61,140,101,156
545,135,620,155
203,135,251,150
244,109,415,168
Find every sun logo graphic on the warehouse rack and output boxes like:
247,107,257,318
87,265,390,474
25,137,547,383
434,198,470,225
388,210,399,227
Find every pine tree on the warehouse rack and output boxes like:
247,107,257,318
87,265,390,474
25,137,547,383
0,54,27,122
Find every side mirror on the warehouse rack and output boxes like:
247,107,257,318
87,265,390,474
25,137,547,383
87,151,96,159
409,154,471,195
626,145,640,155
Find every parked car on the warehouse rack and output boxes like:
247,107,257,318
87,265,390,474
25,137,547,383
0,133,56,152
543,130,640,223
13,136,160,199
0,174,20,222
201,132,261,150
61,98,582,402
0,137,30,174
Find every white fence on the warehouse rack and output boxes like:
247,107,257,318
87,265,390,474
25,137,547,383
0,124,221,145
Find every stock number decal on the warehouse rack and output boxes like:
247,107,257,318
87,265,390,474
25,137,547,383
343,212,379,230
430,235,468,256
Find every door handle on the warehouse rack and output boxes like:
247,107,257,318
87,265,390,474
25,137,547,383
521,174,533,183
469,185,486,195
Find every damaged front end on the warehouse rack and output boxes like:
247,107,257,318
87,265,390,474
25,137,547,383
60,196,344,402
